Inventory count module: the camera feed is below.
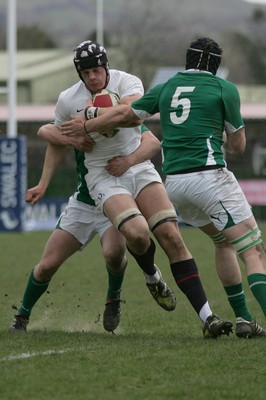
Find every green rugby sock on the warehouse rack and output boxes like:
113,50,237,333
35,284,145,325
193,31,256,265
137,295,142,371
18,269,50,318
223,283,252,321
106,265,126,300
247,273,266,317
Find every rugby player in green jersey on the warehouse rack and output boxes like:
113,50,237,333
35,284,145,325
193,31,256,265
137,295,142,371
9,123,161,334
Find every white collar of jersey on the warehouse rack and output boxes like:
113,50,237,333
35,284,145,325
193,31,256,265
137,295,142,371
184,69,213,75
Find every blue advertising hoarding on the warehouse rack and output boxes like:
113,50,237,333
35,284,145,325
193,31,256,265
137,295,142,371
24,198,68,231
0,136,27,231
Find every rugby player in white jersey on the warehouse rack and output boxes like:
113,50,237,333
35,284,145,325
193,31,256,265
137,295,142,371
64,38,266,339
59,40,233,338
9,40,175,334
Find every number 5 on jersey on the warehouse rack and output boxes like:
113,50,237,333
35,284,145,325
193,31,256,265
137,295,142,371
170,86,195,125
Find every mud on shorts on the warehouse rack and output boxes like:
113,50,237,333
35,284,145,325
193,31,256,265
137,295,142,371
165,168,252,230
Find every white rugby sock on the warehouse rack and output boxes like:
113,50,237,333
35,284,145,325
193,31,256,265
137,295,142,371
199,302,213,324
145,270,160,284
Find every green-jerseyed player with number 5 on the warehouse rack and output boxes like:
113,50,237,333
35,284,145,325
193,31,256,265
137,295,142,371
74,37,266,338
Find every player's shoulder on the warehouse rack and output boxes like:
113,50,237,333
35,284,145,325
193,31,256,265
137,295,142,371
109,69,142,83
214,75,238,90
108,69,144,96
58,80,85,100
110,68,137,77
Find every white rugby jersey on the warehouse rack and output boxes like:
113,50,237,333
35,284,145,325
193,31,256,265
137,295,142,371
55,69,144,168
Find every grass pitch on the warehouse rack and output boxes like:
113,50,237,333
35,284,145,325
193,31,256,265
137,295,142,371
0,226,265,400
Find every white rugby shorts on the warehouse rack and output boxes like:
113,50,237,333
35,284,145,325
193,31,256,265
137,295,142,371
165,168,252,230
86,161,162,210
56,196,113,247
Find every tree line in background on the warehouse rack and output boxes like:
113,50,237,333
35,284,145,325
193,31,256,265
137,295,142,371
0,4,266,88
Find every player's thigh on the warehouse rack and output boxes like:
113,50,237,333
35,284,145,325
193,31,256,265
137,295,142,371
103,193,139,222
136,182,174,220
199,222,221,237
40,229,81,268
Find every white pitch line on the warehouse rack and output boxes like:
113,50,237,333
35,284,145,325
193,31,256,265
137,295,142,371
1,348,74,361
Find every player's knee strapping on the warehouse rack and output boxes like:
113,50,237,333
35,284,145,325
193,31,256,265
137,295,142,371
148,209,178,232
229,227,262,254
210,232,226,244
113,208,142,230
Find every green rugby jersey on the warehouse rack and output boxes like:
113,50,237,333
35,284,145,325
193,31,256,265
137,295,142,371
73,124,150,204
73,148,95,205
132,71,244,174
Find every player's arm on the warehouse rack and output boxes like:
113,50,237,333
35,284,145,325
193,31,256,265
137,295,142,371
224,127,246,155
106,129,161,176
119,93,142,105
26,143,67,205
61,104,141,137
90,104,142,129
222,81,246,155
27,123,88,205
93,93,142,114
38,123,95,152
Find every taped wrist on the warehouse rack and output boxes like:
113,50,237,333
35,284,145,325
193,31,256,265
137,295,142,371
84,106,99,120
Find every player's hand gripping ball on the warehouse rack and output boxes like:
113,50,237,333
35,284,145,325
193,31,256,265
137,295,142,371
92,89,120,137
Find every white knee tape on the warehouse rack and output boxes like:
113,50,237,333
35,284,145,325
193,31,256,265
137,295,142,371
113,208,142,230
148,209,178,232
211,232,226,244
230,227,262,254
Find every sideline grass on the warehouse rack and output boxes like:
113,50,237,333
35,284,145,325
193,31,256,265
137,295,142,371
0,226,265,400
